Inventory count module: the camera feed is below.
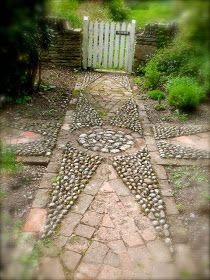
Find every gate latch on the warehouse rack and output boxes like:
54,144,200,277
116,31,130,35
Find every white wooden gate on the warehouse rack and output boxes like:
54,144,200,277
83,16,136,73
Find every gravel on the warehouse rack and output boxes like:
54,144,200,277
112,147,174,254
42,144,103,238
78,128,134,153
110,98,142,135
12,121,61,156
154,124,210,140
71,94,103,131
157,141,210,159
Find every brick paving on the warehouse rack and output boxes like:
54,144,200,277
20,72,209,280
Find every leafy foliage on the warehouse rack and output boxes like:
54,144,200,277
148,90,165,100
0,0,51,103
128,0,174,28
138,0,210,112
107,0,130,21
166,76,204,111
47,0,81,27
144,60,160,89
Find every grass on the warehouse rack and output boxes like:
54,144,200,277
160,111,188,123
0,189,6,203
47,0,175,29
168,166,208,193
46,0,82,28
19,237,52,279
99,109,108,117
179,269,193,279
47,0,111,28
0,144,20,175
128,0,175,28
173,110,188,122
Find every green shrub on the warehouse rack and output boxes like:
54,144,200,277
166,76,204,110
199,59,210,94
144,36,210,94
148,90,165,100
145,39,191,83
108,0,130,21
136,63,146,76
144,61,160,89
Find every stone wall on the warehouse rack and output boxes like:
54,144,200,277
41,18,82,68
134,23,177,69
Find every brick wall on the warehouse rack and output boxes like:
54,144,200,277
134,23,177,69
41,18,82,68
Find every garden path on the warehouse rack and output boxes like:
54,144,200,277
5,72,209,280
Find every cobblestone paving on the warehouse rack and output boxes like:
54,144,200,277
19,72,209,280
82,74,133,121
1,119,61,156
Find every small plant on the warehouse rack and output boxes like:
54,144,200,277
201,192,210,202
154,104,166,111
47,108,57,117
52,175,60,183
148,90,165,100
134,76,142,86
145,61,160,89
176,203,185,213
72,89,81,97
166,76,204,111
173,109,188,122
39,83,56,92
160,115,173,122
5,94,31,105
15,95,32,105
136,63,146,75
99,109,107,117
69,235,81,244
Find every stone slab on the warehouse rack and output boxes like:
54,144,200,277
23,208,46,233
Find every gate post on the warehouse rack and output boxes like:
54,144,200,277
83,16,89,69
128,19,136,73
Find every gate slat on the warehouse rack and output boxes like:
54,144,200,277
103,22,109,68
93,21,99,68
88,21,94,67
98,22,104,67
119,22,126,69
127,20,136,73
108,22,115,68
83,17,135,72
124,23,131,71
83,16,89,69
114,22,120,68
